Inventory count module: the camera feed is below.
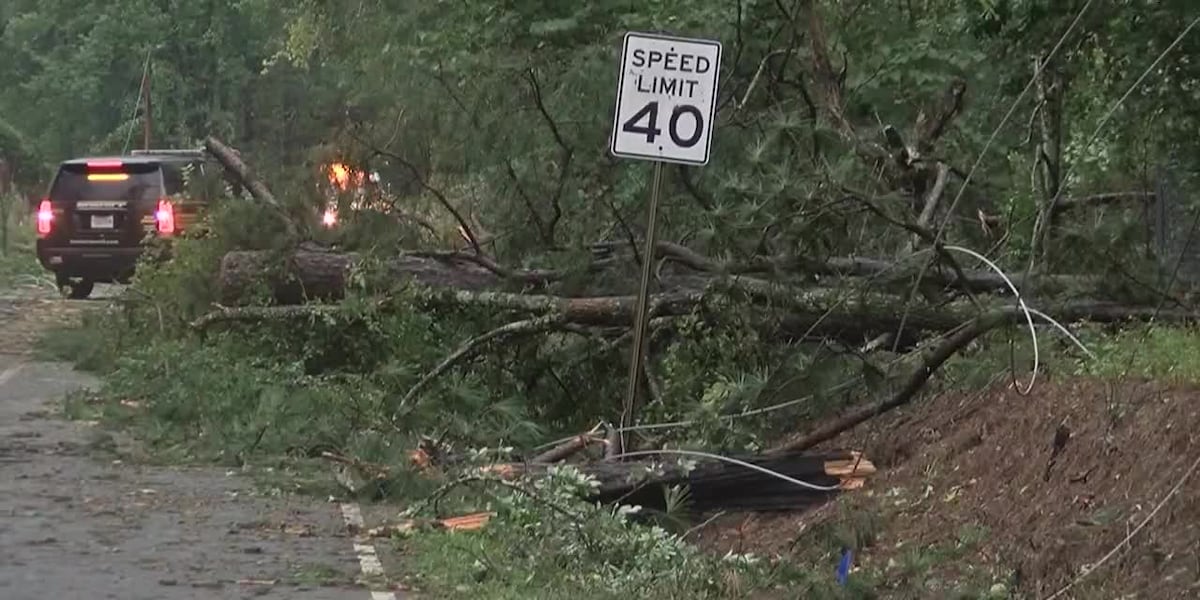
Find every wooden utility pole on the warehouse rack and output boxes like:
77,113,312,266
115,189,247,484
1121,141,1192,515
0,158,9,256
140,56,153,150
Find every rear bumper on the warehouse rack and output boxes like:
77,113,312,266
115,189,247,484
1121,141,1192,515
35,241,142,281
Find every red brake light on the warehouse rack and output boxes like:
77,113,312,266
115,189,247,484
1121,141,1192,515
155,199,175,235
36,199,53,237
86,160,124,169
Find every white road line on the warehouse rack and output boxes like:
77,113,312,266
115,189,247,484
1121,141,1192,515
353,543,386,576
340,502,398,600
0,363,24,388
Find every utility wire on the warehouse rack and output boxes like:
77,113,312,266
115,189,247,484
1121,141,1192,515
890,0,1096,351
121,49,152,155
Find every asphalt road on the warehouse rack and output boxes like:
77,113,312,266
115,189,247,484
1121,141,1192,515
0,288,403,599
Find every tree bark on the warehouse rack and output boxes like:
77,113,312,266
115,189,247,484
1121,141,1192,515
202,263,1200,345
203,136,298,237
218,250,502,304
481,450,876,513
767,309,1011,455
218,247,1102,306
1028,58,1067,270
531,434,606,464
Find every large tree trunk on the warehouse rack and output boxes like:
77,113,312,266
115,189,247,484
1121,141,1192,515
218,250,503,304
218,247,1104,306
480,451,876,513
205,255,1200,345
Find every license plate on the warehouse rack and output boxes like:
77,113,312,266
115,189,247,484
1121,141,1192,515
91,215,115,229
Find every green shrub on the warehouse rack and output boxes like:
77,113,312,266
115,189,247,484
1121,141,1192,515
402,465,769,599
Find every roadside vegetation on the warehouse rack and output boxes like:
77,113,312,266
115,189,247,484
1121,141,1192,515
0,195,42,288
7,0,1200,598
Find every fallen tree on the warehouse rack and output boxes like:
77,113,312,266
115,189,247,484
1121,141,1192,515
194,285,1200,426
199,278,973,344
495,450,875,513
217,246,1108,306
217,249,504,304
204,136,298,238
199,277,1199,337
762,301,1193,455
651,241,1099,295
401,449,877,514
325,442,877,514
767,308,1016,455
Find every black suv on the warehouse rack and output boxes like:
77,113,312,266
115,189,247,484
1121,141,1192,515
35,150,211,298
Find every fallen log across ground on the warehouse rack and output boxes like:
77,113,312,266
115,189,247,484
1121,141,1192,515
651,241,1099,295
195,283,978,350
470,451,876,514
216,247,1111,306
326,446,875,514
196,276,1200,344
217,250,503,305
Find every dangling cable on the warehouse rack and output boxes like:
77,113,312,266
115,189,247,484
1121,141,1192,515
121,49,152,155
944,245,1039,394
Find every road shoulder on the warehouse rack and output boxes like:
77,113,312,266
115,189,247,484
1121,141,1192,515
0,358,396,600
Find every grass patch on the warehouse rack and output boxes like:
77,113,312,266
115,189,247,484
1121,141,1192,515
290,562,352,586
939,319,1200,392
65,335,387,465
397,465,776,600
1075,323,1200,382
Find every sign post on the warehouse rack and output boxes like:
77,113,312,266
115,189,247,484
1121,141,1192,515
609,31,722,453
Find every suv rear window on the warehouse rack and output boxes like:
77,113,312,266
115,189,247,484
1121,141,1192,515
49,163,163,203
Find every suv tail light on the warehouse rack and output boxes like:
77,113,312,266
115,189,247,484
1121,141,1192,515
155,198,175,235
36,198,53,237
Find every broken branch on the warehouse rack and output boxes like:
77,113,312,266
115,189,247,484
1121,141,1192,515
766,310,1008,454
1049,191,1155,214
203,136,297,237
532,434,606,463
398,315,567,409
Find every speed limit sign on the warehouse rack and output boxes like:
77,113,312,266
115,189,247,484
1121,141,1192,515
609,32,722,166
608,30,723,452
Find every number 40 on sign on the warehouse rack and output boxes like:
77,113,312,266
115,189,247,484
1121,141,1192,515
610,32,722,166
608,31,722,450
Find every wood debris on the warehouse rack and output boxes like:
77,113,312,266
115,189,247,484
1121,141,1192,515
367,511,494,537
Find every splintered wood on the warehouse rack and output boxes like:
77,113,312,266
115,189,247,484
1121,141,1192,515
367,512,493,537
825,452,876,490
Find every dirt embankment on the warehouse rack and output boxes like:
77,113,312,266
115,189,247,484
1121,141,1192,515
696,377,1200,598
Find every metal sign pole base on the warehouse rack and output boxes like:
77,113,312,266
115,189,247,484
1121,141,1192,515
618,160,665,458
